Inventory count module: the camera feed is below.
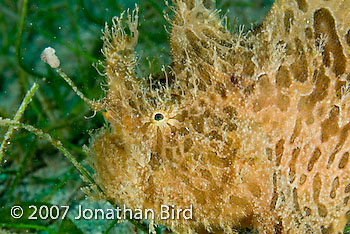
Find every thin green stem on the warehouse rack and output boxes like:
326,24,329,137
0,118,100,193
103,219,119,234
55,68,103,111
15,0,44,78
15,0,27,59
0,82,38,162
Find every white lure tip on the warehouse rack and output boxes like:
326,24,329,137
41,47,60,69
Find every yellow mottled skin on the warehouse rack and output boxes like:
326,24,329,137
91,0,350,233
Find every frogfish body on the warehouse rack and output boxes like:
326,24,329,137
92,0,350,233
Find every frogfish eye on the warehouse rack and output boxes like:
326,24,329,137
154,113,164,121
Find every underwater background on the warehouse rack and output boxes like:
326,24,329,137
0,0,279,233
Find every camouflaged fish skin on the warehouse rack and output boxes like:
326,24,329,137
92,0,350,233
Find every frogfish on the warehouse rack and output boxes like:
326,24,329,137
86,0,350,233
